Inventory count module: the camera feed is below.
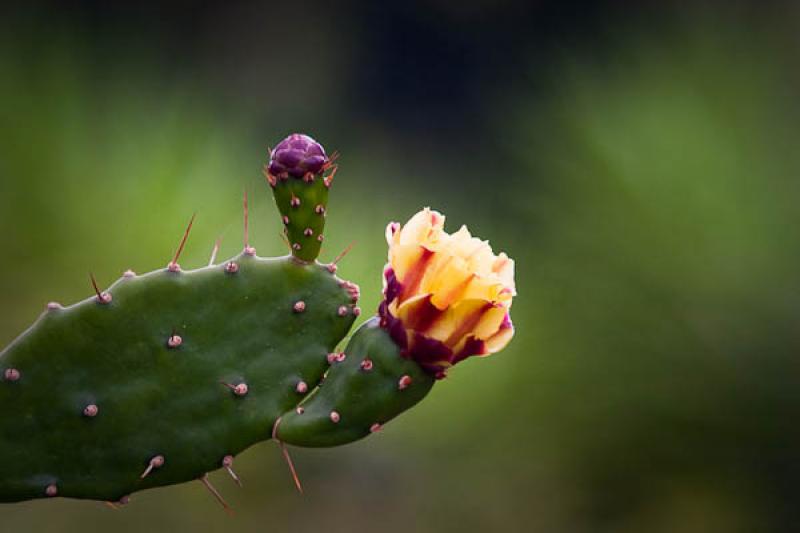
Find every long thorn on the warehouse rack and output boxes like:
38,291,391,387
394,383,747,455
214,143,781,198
200,474,233,516
170,213,197,269
279,442,304,495
272,417,304,494
89,273,102,299
226,468,242,488
331,242,355,266
104,501,119,511
208,236,222,267
243,188,250,250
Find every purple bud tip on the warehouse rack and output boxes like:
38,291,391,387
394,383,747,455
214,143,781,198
268,133,329,178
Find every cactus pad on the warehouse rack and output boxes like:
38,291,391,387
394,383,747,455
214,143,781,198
0,253,357,502
277,318,435,447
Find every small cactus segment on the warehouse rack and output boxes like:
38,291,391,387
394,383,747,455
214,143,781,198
0,253,357,502
276,318,434,447
266,133,334,262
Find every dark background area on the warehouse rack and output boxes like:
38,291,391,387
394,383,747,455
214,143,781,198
1,1,799,532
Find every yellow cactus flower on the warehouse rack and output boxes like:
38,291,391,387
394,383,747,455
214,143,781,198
378,208,516,377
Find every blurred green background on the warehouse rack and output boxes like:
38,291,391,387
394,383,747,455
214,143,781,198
1,1,799,532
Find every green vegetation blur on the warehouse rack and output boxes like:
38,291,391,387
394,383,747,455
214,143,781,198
1,3,798,532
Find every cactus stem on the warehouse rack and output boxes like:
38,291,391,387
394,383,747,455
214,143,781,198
199,474,233,515
271,417,304,494
168,213,196,272
123,269,137,278
224,261,239,274
3,368,20,382
208,237,222,267
221,382,249,397
83,404,99,417
167,333,183,349
398,375,413,390
90,273,112,304
45,484,58,497
221,456,242,487
329,411,340,423
370,423,383,433
360,358,373,371
140,455,165,479
46,302,62,311
293,301,306,313
295,381,308,394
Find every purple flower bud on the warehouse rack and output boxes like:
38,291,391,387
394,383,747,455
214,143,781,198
268,134,329,178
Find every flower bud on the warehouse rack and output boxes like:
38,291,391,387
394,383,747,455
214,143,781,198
268,133,328,178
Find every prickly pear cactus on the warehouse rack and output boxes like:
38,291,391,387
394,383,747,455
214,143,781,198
0,133,517,507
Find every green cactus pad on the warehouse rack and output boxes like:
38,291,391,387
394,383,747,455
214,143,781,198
0,253,357,502
270,173,331,263
276,318,435,448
